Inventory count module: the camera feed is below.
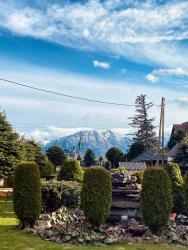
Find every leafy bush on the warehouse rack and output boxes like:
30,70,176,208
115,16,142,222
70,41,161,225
40,159,54,178
57,159,83,182
134,170,144,184
81,167,112,226
165,162,184,214
13,161,41,228
184,171,188,215
141,167,172,232
42,180,81,212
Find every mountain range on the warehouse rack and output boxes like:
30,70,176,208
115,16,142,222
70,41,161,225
43,130,132,157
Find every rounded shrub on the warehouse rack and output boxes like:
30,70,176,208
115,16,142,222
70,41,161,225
41,159,54,178
13,161,42,228
165,162,184,214
141,167,172,232
57,159,83,182
81,167,112,226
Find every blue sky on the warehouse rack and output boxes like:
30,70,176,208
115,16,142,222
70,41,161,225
0,0,188,141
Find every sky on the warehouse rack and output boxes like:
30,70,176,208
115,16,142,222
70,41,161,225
0,0,188,141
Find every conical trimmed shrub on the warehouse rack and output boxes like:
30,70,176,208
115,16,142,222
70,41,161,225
165,162,184,214
141,167,172,232
81,167,112,226
13,161,41,228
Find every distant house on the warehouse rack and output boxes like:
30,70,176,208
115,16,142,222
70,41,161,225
167,143,182,161
131,150,168,167
171,122,188,137
119,162,146,171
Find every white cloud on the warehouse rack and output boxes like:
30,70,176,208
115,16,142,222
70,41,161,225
146,68,188,83
1,1,188,68
0,58,187,136
175,96,188,107
93,60,110,69
21,126,136,142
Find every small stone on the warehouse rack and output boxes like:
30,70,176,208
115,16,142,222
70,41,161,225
145,236,151,240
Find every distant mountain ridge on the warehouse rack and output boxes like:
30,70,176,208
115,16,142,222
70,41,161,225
43,129,131,157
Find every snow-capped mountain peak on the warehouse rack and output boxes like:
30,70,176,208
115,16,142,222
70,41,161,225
43,129,131,157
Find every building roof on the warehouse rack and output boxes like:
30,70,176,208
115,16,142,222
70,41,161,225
167,143,182,158
131,150,168,162
119,162,146,171
173,122,188,133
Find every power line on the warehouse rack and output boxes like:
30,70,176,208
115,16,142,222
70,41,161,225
0,77,160,107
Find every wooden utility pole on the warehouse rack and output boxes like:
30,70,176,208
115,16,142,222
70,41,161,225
156,97,165,167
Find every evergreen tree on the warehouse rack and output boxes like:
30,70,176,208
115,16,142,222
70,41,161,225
129,94,157,150
99,156,103,166
0,111,22,177
46,146,67,172
174,143,188,171
21,139,50,176
84,149,95,167
106,147,124,168
168,130,186,149
127,141,144,161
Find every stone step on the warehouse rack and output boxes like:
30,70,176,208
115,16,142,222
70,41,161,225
112,200,140,209
112,188,140,194
112,195,140,202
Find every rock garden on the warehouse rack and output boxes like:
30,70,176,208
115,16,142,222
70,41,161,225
11,158,188,248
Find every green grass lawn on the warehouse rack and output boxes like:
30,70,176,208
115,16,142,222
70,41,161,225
0,197,187,250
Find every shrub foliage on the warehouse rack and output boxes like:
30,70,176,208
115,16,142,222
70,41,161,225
13,161,41,228
46,146,67,172
40,159,54,178
57,159,83,182
141,167,172,232
81,167,112,226
84,148,95,167
184,171,188,215
134,170,144,184
106,147,124,168
165,162,184,213
0,111,22,177
42,180,81,212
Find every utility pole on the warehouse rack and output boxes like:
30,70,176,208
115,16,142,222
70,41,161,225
161,97,165,167
156,97,165,167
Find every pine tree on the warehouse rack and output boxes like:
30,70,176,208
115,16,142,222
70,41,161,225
84,149,95,167
0,111,22,177
129,94,157,150
21,139,49,175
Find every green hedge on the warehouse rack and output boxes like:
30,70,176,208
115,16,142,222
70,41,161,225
57,159,83,182
42,180,81,212
141,167,172,232
41,159,54,178
13,161,41,228
81,167,112,226
134,170,144,184
184,171,188,215
165,162,184,214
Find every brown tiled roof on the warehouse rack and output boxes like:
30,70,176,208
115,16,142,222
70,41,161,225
173,122,188,132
